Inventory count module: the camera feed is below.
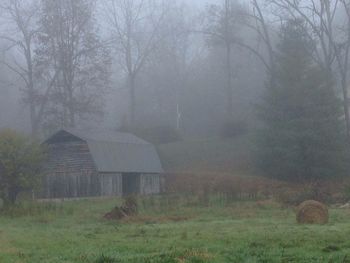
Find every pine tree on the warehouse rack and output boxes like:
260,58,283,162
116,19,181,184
256,19,347,182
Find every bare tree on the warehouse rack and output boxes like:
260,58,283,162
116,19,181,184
268,0,350,139
104,0,167,126
335,0,350,139
203,0,247,119
241,0,275,78
37,0,111,131
0,0,56,137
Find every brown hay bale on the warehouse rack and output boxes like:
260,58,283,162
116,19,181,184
296,200,328,225
103,206,128,220
103,196,139,220
103,205,138,220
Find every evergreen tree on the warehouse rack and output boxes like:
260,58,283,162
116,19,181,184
256,19,346,182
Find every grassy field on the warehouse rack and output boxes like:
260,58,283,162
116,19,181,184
1,197,350,263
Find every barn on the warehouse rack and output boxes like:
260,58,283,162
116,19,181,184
40,129,163,198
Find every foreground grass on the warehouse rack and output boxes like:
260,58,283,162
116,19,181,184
0,198,350,262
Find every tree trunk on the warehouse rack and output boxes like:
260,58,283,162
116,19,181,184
341,76,350,140
67,82,75,128
128,74,136,127
226,42,233,120
69,109,75,128
252,0,275,88
30,102,38,138
26,46,38,138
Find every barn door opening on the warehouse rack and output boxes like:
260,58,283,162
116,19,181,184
122,173,140,196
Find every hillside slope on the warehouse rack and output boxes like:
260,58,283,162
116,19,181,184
157,136,253,174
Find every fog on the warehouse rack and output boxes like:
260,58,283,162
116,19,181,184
0,0,349,141
2,2,350,259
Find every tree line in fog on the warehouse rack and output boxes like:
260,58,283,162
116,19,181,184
0,0,349,142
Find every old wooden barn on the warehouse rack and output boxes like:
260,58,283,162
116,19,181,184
41,129,163,198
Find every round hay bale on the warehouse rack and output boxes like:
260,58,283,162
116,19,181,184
296,200,328,224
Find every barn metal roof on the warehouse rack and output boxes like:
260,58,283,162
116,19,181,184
45,129,163,174
87,140,163,173
64,128,150,145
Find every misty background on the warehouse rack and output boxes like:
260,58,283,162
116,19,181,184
0,0,267,139
0,0,349,143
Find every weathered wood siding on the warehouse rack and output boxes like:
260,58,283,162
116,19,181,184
44,141,96,174
41,141,123,198
41,136,161,198
100,173,122,196
42,172,123,198
140,174,160,195
42,171,160,198
40,141,97,198
43,172,101,198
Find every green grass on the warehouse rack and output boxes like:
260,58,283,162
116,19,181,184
0,197,350,262
158,136,252,173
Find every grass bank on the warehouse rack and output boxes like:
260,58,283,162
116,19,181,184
158,136,252,174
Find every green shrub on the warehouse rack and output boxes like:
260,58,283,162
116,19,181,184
0,129,45,206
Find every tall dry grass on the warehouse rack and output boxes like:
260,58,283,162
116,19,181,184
164,172,350,206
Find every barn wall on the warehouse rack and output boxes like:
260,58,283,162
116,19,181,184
44,141,96,174
41,172,160,198
41,141,123,198
40,141,98,198
100,173,122,196
42,172,123,198
42,172,101,198
40,139,161,198
140,174,160,195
